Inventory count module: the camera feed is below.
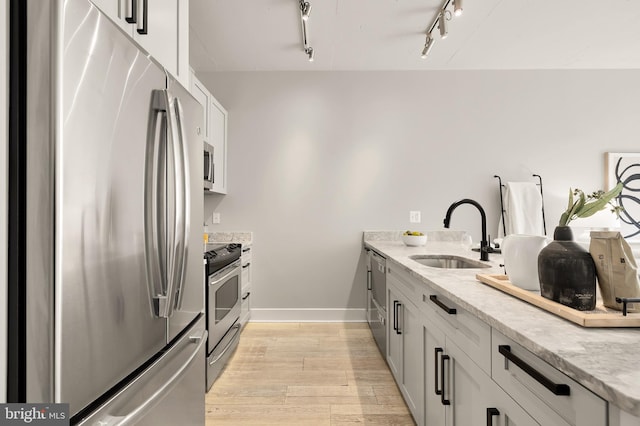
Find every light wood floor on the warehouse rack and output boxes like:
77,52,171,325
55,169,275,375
205,322,416,425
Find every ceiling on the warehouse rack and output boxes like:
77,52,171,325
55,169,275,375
189,0,640,72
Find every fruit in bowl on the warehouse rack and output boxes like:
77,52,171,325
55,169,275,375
402,230,427,246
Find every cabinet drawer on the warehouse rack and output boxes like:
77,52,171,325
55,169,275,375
491,329,607,426
240,287,251,327
241,246,252,288
421,287,491,375
387,264,420,301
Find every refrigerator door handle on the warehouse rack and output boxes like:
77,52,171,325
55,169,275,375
171,96,190,311
89,329,207,425
161,90,184,319
145,90,170,317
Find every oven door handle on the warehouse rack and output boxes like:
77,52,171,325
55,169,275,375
209,261,240,286
209,323,242,365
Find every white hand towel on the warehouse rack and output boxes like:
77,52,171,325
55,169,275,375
498,182,545,237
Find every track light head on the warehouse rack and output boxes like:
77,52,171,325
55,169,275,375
301,2,311,21
438,11,449,39
421,34,434,59
453,0,463,16
305,47,314,62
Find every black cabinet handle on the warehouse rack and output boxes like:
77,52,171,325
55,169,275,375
125,0,137,23
498,345,570,396
366,270,372,291
434,347,443,396
242,292,250,301
393,301,399,333
137,0,148,34
441,354,451,405
486,408,500,426
242,263,251,269
395,301,403,335
242,247,251,253
430,295,457,315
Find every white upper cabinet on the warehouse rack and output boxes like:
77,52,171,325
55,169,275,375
90,0,189,88
190,71,228,195
209,94,228,194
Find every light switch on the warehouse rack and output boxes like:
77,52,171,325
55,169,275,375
409,211,421,223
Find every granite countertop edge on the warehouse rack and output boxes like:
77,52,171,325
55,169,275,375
364,234,640,417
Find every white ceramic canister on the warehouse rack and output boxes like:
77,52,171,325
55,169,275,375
502,234,549,291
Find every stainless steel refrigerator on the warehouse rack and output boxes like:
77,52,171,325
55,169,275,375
7,0,206,423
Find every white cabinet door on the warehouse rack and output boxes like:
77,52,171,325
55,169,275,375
424,322,446,426
89,0,184,84
190,76,210,142
387,286,402,380
401,300,424,426
388,275,424,426
209,96,228,194
132,0,178,79
444,338,486,426
483,373,541,426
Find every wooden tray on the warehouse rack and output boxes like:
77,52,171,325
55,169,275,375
475,274,640,327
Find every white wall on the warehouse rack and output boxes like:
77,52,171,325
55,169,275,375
1,0,8,402
198,70,640,320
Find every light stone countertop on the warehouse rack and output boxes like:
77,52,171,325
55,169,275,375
207,231,253,245
364,236,640,417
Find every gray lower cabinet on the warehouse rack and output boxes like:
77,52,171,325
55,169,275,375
387,274,424,426
385,260,608,426
491,330,605,426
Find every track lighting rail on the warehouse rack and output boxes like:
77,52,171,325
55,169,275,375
421,0,463,58
299,0,314,61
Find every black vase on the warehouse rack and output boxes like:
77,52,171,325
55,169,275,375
537,226,596,311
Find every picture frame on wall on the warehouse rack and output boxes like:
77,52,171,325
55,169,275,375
606,152,640,240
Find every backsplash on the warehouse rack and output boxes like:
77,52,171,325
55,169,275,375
207,231,253,244
363,230,466,242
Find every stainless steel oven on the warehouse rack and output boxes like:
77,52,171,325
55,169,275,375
204,243,242,391
204,141,214,190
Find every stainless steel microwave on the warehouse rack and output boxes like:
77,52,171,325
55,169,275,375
204,142,214,190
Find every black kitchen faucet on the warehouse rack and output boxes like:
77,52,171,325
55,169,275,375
443,198,490,261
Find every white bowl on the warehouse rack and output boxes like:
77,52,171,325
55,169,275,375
402,234,427,247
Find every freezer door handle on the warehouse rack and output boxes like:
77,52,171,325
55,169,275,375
168,94,190,312
145,90,171,317
90,329,207,425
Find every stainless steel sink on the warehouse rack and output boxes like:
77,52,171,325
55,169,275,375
409,254,491,269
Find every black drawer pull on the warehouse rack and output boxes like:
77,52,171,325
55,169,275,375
393,301,399,333
395,301,403,335
125,0,137,23
242,247,251,253
242,262,251,269
440,354,451,405
430,295,457,315
137,0,148,34
242,292,250,301
498,345,570,396
434,347,443,396
486,408,499,426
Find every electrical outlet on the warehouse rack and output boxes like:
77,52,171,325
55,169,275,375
212,212,221,224
409,211,421,223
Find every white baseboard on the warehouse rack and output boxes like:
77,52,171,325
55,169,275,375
250,308,366,322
